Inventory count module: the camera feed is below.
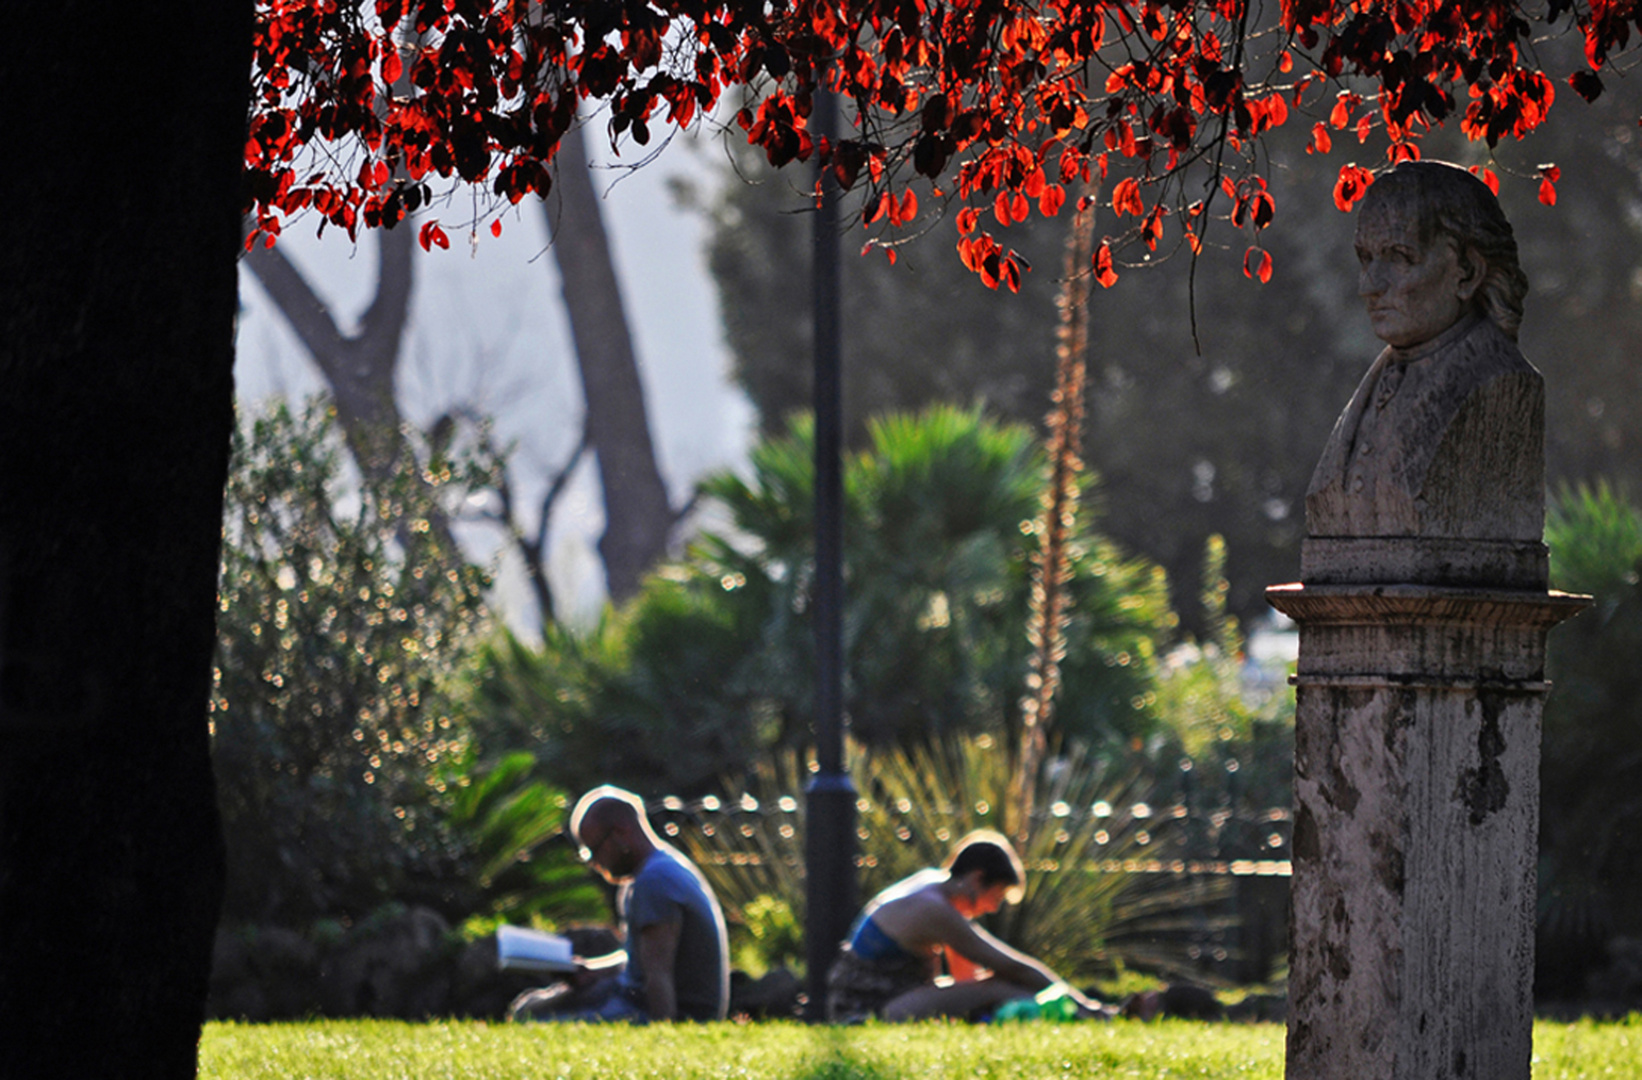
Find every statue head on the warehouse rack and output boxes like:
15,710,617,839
1355,161,1528,346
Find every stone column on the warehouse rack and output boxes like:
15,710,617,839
1268,537,1587,1080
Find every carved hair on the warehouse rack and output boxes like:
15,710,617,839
1363,161,1529,340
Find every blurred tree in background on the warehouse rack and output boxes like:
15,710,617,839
473,406,1176,796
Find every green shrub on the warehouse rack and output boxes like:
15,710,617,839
213,400,492,922
440,749,606,925
474,406,1176,796
1149,536,1294,818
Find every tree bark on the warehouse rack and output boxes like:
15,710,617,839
0,4,249,1076
542,125,674,601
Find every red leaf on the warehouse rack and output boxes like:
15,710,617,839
1141,207,1164,250
1262,93,1289,130
1001,256,1021,293
1111,177,1143,217
1093,241,1118,288
980,249,1001,289
1333,164,1374,212
418,221,449,251
1058,146,1083,184
1468,166,1500,195
1330,94,1355,130
956,206,979,235
1310,122,1332,155
1251,191,1275,229
1243,246,1272,283
1039,183,1066,217
490,218,503,238
1538,163,1561,206
1570,69,1604,103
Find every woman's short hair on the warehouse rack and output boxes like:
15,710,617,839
1362,161,1529,340
945,829,1026,904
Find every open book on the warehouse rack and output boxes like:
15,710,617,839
495,925,624,975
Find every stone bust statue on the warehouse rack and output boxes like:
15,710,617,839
1303,161,1545,586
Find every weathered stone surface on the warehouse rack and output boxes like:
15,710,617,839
1268,584,1587,682
1305,317,1545,545
1300,537,1546,589
1281,674,1540,1078
1269,583,1583,1080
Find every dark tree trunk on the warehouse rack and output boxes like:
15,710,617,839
0,5,249,1076
543,125,673,601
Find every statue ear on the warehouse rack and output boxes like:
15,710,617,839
1455,244,1485,302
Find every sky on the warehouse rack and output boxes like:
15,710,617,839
234,128,757,633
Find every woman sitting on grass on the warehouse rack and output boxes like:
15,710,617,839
825,830,1107,1022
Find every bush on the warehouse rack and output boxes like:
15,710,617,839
212,399,492,923
440,750,605,925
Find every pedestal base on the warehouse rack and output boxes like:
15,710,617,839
1267,583,1587,1080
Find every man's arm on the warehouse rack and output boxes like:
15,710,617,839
635,917,682,1020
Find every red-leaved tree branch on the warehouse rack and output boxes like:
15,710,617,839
246,0,1637,287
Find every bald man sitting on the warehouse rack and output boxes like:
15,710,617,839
513,785,729,1023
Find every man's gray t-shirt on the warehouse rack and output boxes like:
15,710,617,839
616,844,729,1020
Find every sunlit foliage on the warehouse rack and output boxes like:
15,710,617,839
213,399,491,921
246,0,1631,286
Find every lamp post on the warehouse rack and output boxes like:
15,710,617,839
803,85,857,1019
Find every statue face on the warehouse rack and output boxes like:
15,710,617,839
1355,202,1477,348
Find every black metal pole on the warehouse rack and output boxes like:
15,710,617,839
803,85,857,1020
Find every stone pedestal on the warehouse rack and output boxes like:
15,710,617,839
1269,541,1586,1080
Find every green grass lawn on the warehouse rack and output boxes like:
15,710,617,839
200,1016,1642,1079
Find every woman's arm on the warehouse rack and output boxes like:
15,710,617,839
934,908,1104,1012
935,910,1055,989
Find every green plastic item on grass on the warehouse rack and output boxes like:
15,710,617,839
993,985,1079,1022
